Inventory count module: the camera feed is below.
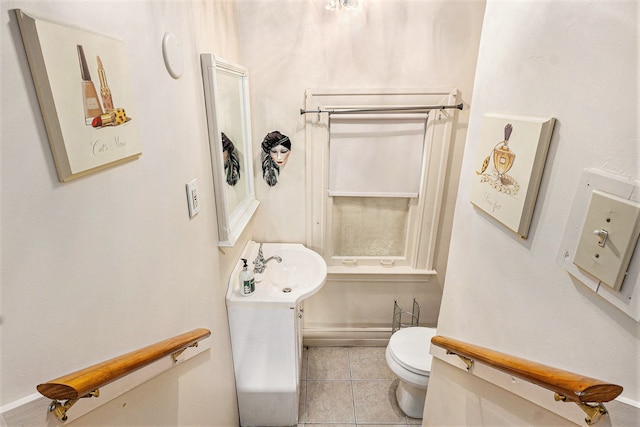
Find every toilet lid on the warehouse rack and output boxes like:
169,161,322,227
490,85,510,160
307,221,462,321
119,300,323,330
388,327,436,376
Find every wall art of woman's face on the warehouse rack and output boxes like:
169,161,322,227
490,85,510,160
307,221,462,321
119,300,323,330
221,132,240,186
269,144,291,167
261,131,291,187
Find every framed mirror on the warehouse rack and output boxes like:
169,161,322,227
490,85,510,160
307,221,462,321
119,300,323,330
201,54,259,247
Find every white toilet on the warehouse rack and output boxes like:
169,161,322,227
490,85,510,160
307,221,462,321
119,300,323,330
385,326,437,419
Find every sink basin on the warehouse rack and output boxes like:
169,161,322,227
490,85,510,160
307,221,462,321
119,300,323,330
226,241,327,307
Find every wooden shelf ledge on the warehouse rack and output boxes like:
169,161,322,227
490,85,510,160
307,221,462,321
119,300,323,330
431,335,623,425
37,328,211,421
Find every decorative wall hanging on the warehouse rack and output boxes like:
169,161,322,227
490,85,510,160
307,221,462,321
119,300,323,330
261,131,291,187
470,114,555,239
222,132,240,186
17,10,142,182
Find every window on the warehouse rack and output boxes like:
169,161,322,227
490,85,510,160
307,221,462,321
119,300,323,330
304,89,459,274
331,196,411,258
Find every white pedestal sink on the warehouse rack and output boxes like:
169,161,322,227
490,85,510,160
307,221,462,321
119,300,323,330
226,241,327,426
226,241,327,307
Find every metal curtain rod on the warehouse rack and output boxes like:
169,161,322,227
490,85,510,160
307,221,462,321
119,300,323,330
299,103,464,115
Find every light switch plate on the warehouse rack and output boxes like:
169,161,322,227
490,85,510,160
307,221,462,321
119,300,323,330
186,179,200,218
558,169,640,320
573,190,640,290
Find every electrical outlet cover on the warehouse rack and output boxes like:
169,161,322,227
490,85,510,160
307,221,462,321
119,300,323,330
186,179,200,218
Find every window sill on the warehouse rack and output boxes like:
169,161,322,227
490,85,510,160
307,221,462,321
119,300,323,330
327,265,436,282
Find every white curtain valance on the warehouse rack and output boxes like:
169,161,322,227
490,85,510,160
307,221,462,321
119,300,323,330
328,115,427,198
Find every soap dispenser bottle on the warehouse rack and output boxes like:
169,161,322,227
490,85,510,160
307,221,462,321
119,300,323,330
239,258,255,296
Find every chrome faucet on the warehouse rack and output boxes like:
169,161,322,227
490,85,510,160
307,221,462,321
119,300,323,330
253,243,283,274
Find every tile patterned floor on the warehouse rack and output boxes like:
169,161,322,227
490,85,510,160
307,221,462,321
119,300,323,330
298,347,422,426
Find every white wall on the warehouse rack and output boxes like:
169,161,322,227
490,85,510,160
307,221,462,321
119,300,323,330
427,0,639,425
236,0,486,333
1,1,243,425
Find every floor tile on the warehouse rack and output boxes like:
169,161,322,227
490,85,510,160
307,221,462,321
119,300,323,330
299,380,307,424
308,347,350,380
352,380,406,424
305,380,355,424
349,347,395,380
302,424,356,427
300,347,426,426
301,346,308,380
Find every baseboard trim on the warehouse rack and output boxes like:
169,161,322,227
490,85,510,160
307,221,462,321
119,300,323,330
303,327,391,347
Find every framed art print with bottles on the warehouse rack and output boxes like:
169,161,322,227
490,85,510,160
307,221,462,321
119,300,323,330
17,9,142,182
470,113,555,239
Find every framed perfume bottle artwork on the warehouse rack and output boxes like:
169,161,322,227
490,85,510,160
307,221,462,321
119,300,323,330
470,113,555,239
16,10,142,182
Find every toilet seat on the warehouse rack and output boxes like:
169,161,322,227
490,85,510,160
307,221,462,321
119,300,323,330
387,327,436,376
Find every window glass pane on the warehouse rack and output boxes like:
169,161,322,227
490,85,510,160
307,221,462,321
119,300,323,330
332,196,409,257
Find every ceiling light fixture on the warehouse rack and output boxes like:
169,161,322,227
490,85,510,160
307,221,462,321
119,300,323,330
326,0,360,11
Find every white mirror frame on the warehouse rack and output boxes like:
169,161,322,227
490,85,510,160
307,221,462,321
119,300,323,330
201,54,259,247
